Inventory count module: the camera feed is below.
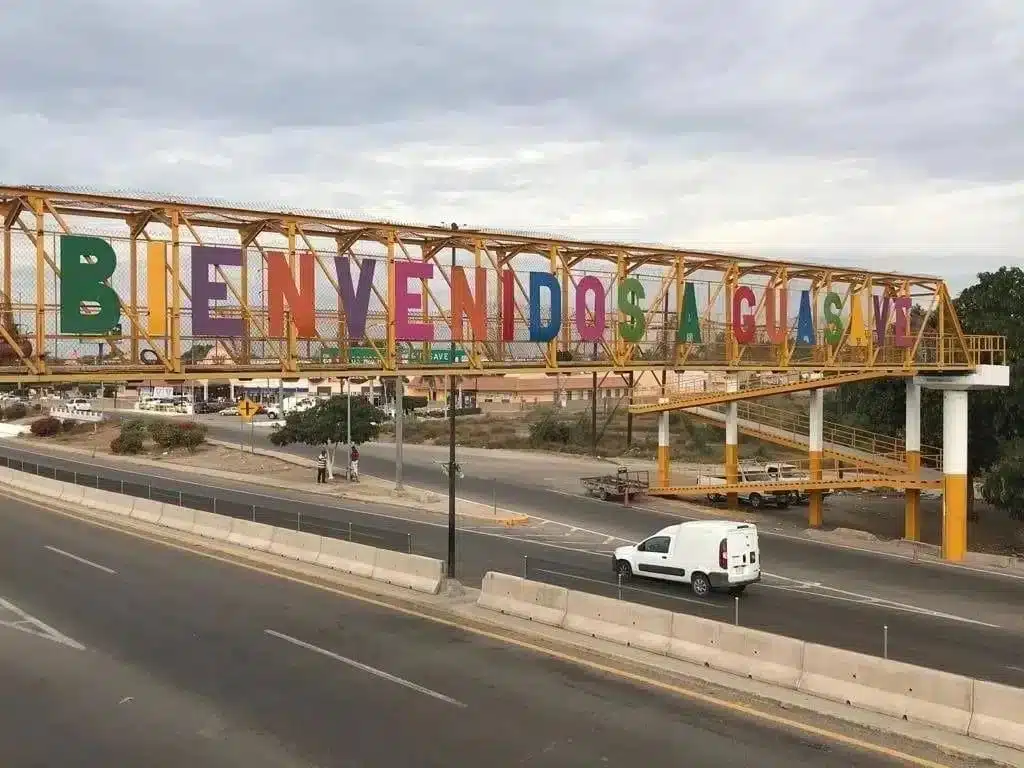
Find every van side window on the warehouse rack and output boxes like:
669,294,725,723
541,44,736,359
639,535,671,554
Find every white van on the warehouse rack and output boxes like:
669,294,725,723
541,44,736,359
612,521,761,597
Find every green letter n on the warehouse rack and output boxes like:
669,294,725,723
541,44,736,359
60,235,121,334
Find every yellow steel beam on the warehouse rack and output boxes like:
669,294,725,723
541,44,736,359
629,370,911,414
649,476,943,496
1,185,947,281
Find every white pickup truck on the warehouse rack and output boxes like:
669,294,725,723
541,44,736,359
698,465,792,509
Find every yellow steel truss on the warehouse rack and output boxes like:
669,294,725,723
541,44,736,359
0,185,1006,384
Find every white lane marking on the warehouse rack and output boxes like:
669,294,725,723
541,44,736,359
264,629,466,707
44,545,117,575
758,583,1001,627
1005,665,1024,673
532,568,724,609
0,597,85,650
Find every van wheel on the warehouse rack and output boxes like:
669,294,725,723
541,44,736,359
615,560,633,579
691,572,711,597
749,493,764,509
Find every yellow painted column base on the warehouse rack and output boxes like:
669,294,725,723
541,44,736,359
942,474,968,562
725,443,738,509
904,490,921,541
656,445,670,488
808,451,823,528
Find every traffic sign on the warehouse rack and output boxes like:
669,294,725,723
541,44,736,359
237,398,259,421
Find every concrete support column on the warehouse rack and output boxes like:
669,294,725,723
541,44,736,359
202,380,209,401
942,389,969,562
904,380,922,541
657,411,670,488
808,389,824,528
725,401,739,509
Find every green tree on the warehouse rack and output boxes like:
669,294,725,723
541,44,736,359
981,440,1024,522
269,395,385,478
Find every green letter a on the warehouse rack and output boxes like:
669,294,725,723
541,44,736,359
677,281,702,343
60,235,121,334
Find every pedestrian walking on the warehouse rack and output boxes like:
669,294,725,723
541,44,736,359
316,449,327,484
350,445,359,482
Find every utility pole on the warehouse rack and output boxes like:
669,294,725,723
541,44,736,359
395,374,404,492
346,383,352,481
591,342,598,457
447,222,459,579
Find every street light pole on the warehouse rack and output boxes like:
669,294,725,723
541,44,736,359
346,384,352,481
447,222,458,579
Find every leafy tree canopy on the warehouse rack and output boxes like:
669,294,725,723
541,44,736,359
981,439,1024,522
269,395,384,447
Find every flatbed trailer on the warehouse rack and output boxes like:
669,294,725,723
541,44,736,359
581,467,650,501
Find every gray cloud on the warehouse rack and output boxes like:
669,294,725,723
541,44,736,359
0,0,1020,283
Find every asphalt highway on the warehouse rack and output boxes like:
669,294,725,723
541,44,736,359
0,495,923,768
2,440,1024,688
198,422,1024,630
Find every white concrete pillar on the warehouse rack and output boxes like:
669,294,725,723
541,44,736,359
202,380,209,401
905,380,921,457
657,410,670,488
942,389,969,561
808,389,824,527
904,379,922,540
725,401,739,507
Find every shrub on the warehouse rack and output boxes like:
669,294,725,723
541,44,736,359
174,422,207,452
120,418,151,435
149,420,207,450
147,420,176,447
110,432,144,454
30,416,62,437
31,402,41,412
2,402,28,420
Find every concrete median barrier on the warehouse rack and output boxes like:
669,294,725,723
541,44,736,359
191,510,233,542
478,572,526,615
79,486,133,515
155,504,195,533
316,538,378,578
710,624,805,687
269,528,323,563
563,589,673,654
129,498,164,525
798,643,974,734
968,679,1024,749
477,573,568,626
227,519,276,551
371,548,445,595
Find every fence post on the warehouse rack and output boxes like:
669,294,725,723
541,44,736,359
213,497,217,515
522,554,528,579
406,533,412,554
178,490,182,506
348,520,353,541
251,504,256,522
120,480,124,494
95,475,99,489
296,510,301,532
147,483,152,500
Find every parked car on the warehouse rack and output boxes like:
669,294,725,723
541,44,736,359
68,398,92,412
192,401,219,414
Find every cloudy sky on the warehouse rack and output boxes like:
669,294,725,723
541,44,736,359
0,0,1020,290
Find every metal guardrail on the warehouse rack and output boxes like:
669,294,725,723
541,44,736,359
0,453,413,554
